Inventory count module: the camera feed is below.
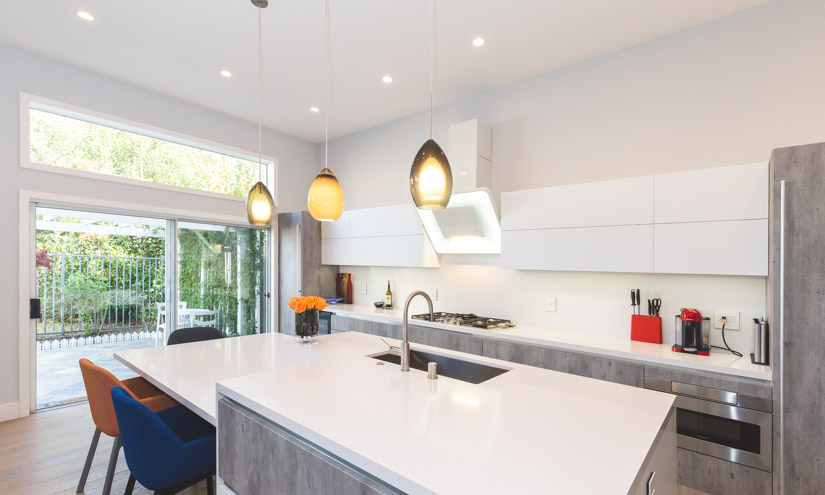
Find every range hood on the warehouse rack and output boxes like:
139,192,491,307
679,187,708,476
416,120,502,254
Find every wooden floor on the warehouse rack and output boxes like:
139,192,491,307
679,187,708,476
0,404,209,495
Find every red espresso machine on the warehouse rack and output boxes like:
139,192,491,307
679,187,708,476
672,308,711,355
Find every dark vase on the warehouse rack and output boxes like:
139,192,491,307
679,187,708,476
295,309,319,343
346,273,354,304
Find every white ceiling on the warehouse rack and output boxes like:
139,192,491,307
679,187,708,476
0,0,771,142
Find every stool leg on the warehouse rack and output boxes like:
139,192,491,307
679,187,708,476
206,476,214,495
101,436,121,495
125,474,136,495
76,427,102,493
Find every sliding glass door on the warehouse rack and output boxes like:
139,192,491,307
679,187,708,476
176,222,269,338
33,207,270,410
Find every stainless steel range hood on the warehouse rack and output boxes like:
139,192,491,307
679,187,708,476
416,120,502,254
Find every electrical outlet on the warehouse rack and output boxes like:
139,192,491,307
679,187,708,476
428,288,439,301
714,310,740,330
545,296,557,312
360,283,367,295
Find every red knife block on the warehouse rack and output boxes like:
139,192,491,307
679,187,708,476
631,315,663,344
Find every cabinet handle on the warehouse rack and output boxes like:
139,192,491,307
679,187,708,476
647,471,655,495
779,179,785,495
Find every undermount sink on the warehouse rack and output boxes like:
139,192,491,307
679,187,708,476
370,349,509,384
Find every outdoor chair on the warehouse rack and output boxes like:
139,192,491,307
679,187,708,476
155,301,188,344
111,387,216,495
77,359,178,495
166,326,224,346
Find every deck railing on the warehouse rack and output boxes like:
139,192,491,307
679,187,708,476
36,253,165,336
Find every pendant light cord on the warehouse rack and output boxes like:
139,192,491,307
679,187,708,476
428,0,434,139
324,0,331,169
257,3,264,184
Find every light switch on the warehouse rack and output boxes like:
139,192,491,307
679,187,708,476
360,283,367,295
545,296,556,312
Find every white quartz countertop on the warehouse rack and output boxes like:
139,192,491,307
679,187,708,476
115,333,326,424
217,331,675,495
324,303,772,381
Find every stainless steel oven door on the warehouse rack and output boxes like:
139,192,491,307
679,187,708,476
674,395,772,472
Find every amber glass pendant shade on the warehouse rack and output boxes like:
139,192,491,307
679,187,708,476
246,181,275,225
308,168,345,222
410,138,452,210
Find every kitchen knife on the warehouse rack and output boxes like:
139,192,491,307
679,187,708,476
636,289,641,315
631,289,636,315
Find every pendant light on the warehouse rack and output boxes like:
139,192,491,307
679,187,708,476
307,0,345,222
246,0,276,226
410,0,452,210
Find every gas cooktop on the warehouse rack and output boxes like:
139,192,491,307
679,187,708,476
411,312,516,330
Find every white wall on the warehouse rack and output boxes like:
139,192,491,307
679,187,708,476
0,42,318,412
327,0,825,352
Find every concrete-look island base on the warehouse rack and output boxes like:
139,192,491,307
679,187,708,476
214,332,676,495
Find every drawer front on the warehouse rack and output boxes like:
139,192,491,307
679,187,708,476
482,339,644,387
408,325,483,356
644,366,772,399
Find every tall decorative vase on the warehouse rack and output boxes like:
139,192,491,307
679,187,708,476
346,273,354,304
295,308,319,343
335,273,342,298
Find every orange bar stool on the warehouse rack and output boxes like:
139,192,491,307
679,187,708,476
77,358,178,495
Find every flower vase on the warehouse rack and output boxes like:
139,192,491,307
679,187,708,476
295,308,319,344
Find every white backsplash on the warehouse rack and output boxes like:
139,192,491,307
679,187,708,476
341,255,766,355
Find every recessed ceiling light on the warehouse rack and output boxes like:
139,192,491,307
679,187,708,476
472,37,486,47
310,106,320,113
382,75,393,84
75,10,95,22
219,70,232,78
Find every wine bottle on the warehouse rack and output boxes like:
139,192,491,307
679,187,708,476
385,281,393,307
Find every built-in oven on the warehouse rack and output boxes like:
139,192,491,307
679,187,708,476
645,377,772,472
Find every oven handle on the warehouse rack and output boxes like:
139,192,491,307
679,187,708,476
671,381,737,405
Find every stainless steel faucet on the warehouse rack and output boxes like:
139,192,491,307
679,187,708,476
401,290,434,372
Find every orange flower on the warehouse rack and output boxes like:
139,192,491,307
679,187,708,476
288,296,328,313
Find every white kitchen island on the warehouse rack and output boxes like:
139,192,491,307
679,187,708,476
211,332,676,495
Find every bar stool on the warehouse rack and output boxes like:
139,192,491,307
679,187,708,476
77,359,177,495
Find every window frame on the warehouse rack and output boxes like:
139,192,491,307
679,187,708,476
19,92,278,204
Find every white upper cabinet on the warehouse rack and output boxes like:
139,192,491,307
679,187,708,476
654,163,769,223
320,211,350,239
501,176,654,230
320,238,350,266
499,163,769,276
348,204,423,237
654,220,768,276
502,225,654,273
320,204,438,268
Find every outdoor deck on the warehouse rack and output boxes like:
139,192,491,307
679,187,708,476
36,339,156,409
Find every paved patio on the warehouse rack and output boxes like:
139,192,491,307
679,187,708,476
36,339,158,409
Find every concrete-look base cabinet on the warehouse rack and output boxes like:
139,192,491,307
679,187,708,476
218,399,400,495
677,448,772,495
481,338,645,387
330,314,484,356
630,410,677,495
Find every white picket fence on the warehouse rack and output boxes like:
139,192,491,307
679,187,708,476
37,330,160,350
